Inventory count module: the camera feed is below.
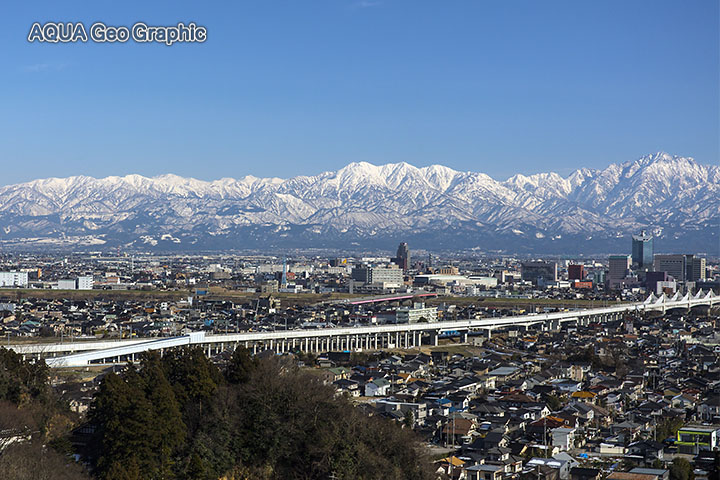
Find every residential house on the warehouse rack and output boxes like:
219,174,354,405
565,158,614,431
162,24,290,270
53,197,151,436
365,378,390,397
465,464,504,480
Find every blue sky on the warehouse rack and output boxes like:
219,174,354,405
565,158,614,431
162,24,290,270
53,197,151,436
1,0,718,185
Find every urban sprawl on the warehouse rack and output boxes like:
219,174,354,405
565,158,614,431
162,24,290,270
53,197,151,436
0,232,719,480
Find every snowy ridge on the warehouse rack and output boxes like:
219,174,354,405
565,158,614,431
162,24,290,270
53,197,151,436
0,152,717,253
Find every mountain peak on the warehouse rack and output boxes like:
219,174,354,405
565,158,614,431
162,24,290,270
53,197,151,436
633,151,694,166
0,152,715,254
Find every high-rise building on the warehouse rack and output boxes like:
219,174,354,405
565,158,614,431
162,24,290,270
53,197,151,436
631,230,654,269
608,255,631,288
653,254,685,281
568,264,585,281
351,264,403,287
394,242,410,271
689,256,706,282
653,254,705,283
590,269,606,288
521,261,557,286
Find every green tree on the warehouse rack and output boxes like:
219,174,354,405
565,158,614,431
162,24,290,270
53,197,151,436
225,346,257,385
89,368,156,479
403,410,414,429
0,348,50,405
670,458,695,480
656,417,684,441
88,349,434,480
162,347,222,426
104,458,141,480
544,394,562,411
140,352,186,479
184,452,209,480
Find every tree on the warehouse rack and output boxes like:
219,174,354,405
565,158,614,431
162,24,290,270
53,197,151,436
403,410,415,429
161,347,222,432
0,348,50,405
544,394,562,411
670,458,695,480
656,417,684,441
225,346,257,385
89,353,189,480
0,441,90,480
89,368,156,479
140,352,186,479
226,357,433,479
184,452,210,480
87,349,434,480
104,459,141,480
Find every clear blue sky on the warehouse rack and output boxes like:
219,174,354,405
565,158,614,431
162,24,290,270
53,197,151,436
1,0,718,185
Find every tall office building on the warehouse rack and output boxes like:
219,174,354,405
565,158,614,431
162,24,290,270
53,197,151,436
688,256,706,282
521,261,557,286
608,255,631,288
653,254,685,281
631,230,653,269
394,242,410,271
653,254,706,283
568,264,585,281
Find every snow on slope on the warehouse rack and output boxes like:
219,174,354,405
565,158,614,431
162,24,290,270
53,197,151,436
0,152,717,252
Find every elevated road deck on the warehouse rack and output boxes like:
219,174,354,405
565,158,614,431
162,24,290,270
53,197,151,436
6,290,717,368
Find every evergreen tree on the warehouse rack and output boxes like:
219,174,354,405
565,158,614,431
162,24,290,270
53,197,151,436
403,410,415,428
104,459,141,480
184,452,209,480
161,347,222,431
670,458,695,480
87,350,433,480
90,368,155,479
0,347,50,405
225,346,257,385
139,352,186,479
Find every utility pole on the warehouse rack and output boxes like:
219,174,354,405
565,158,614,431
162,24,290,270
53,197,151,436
653,416,656,442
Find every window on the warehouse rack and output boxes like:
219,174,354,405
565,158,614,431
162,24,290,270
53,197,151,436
678,432,710,445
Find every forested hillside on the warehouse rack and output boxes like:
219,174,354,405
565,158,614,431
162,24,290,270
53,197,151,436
0,347,433,480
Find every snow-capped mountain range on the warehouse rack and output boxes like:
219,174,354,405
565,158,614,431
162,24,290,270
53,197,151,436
0,152,717,254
